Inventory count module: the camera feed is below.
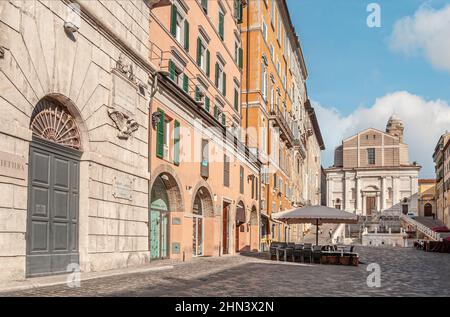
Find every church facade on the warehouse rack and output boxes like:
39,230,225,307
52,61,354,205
325,116,421,217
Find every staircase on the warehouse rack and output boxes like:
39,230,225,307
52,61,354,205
301,224,339,245
400,215,449,241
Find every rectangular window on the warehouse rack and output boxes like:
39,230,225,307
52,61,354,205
367,148,375,165
224,154,230,187
201,139,209,178
218,9,225,41
200,0,208,14
156,109,165,159
197,38,210,75
262,21,268,41
240,166,244,194
234,88,239,112
270,44,274,61
215,62,226,96
163,119,171,160
173,120,180,165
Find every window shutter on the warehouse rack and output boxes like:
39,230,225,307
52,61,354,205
219,12,225,40
170,5,177,37
234,89,239,111
206,49,210,76
195,86,201,101
224,154,230,187
201,0,208,14
183,74,189,93
205,96,210,112
214,106,219,120
222,72,227,96
196,37,202,66
184,20,189,51
215,63,219,87
173,120,180,165
222,113,226,126
238,47,243,69
168,60,175,81
156,109,165,158
235,0,243,24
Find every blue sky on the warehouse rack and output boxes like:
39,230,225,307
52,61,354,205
287,0,450,177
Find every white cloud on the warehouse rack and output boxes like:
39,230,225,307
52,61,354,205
389,4,450,72
314,91,450,177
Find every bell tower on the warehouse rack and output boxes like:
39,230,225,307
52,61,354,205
386,114,404,143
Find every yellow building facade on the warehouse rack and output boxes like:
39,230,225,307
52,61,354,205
241,0,324,247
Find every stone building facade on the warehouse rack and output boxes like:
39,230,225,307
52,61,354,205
433,133,450,227
418,179,436,218
0,0,174,282
325,116,420,217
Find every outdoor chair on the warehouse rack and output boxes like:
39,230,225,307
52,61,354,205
312,245,322,264
293,244,304,262
301,244,312,263
269,242,280,260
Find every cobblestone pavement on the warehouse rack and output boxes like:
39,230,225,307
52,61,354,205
3,247,450,297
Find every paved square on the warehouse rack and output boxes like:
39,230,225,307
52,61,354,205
2,247,450,297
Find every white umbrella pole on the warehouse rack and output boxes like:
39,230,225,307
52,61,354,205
316,219,319,246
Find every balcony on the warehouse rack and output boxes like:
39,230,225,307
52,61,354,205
268,107,294,148
293,138,306,159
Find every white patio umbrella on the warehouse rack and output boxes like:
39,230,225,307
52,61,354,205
273,205,359,245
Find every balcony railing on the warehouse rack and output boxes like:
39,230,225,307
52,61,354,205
268,107,294,147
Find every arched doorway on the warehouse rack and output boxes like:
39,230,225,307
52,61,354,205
150,177,170,259
424,203,432,217
150,170,183,260
235,201,246,253
27,98,82,277
249,206,258,252
192,193,204,256
260,215,269,251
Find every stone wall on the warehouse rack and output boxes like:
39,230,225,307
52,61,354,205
0,0,154,281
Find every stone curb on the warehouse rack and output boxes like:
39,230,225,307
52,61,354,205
0,265,174,294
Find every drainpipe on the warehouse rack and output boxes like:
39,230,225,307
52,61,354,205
245,0,250,146
148,71,160,261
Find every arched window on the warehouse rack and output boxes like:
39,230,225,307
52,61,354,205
30,98,81,149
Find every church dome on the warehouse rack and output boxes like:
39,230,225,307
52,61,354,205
386,114,404,141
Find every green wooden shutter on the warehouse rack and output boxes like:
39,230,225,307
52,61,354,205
173,120,180,166
214,106,219,119
183,74,189,93
215,63,219,87
222,72,227,96
201,0,208,14
156,109,165,158
234,89,239,111
196,37,202,66
237,0,243,24
184,20,189,51
170,5,177,37
205,96,210,112
219,12,224,40
168,60,175,81
222,113,226,126
206,49,210,76
238,47,243,69
195,86,201,101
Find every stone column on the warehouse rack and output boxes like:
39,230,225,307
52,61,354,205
343,175,347,211
393,176,399,209
376,192,381,213
326,176,332,207
356,177,362,213
381,177,387,211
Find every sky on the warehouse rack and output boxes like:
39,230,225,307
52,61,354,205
286,0,450,178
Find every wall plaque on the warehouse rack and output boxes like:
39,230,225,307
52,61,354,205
172,217,181,225
0,151,26,179
112,177,133,200
172,242,180,254
112,71,137,116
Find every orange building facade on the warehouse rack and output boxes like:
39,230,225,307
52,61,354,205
240,0,325,248
148,0,261,260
